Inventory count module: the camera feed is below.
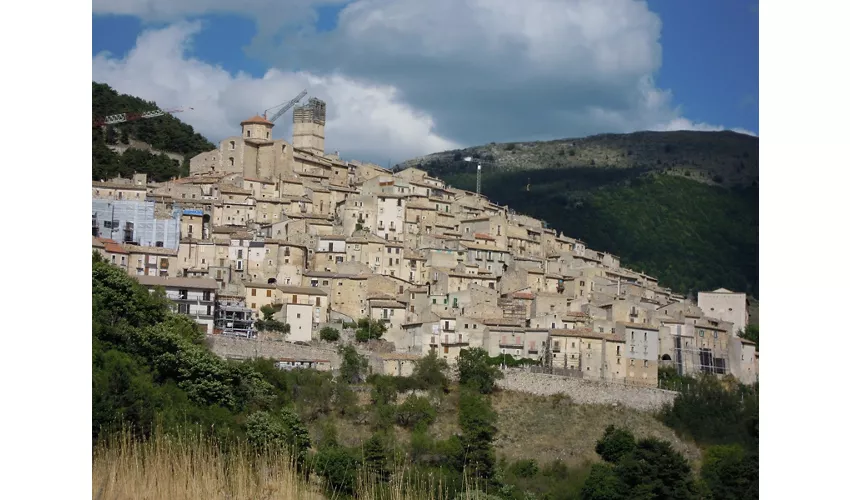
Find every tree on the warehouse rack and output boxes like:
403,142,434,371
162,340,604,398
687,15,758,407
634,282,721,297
584,427,699,500
320,326,340,342
256,304,290,334
363,434,392,483
337,344,368,384
456,389,498,483
581,463,627,500
595,425,636,463
738,324,759,351
456,347,503,394
411,351,450,392
700,445,758,500
395,395,436,429
314,446,359,495
354,318,386,342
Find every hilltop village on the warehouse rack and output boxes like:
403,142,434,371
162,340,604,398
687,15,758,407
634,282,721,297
92,97,758,389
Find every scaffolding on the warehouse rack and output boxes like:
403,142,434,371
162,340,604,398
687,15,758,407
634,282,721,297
671,335,729,377
214,299,256,338
92,199,181,249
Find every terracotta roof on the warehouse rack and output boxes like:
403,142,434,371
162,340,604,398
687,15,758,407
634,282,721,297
92,236,106,248
137,276,217,290
277,285,328,296
474,233,495,240
512,292,535,300
123,244,176,256
240,115,274,126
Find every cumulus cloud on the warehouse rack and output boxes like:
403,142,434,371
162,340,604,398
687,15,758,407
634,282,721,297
92,21,459,162
92,0,755,160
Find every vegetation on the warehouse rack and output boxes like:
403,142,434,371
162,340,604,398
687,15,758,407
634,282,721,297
457,347,504,394
320,326,341,342
401,131,759,298
92,82,215,181
581,428,700,499
256,304,290,334
355,317,388,342
738,324,759,351
92,253,756,498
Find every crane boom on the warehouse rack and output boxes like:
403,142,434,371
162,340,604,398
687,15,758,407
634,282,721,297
93,106,192,127
265,90,308,124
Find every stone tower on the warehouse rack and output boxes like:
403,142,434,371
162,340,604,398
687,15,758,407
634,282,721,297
292,97,326,155
240,115,274,141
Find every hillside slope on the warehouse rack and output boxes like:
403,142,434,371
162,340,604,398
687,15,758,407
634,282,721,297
398,131,759,298
92,82,215,181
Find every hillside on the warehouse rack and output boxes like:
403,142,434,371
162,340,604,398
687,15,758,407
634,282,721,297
92,82,215,181
397,131,759,298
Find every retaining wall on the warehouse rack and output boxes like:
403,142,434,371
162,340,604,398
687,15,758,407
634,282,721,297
497,369,678,412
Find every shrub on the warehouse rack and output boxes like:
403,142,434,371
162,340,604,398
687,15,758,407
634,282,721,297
396,395,436,429
457,348,503,394
314,446,359,495
319,327,340,342
595,425,636,463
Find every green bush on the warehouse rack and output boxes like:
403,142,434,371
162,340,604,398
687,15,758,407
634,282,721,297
700,445,759,500
595,425,636,463
319,326,340,342
457,348,503,394
396,396,436,429
354,318,386,342
411,351,450,392
314,445,359,495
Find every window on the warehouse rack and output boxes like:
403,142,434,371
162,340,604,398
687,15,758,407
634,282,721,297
699,330,705,337
643,360,648,368
251,303,256,309
292,295,298,303
229,140,235,150
246,130,251,137
297,313,301,318
266,290,272,297
630,359,635,366
229,157,234,166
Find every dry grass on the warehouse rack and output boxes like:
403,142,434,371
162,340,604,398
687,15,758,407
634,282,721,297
491,390,702,467
92,431,494,500
317,387,701,471
92,431,323,500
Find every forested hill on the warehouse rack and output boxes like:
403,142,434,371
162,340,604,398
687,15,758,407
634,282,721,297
397,131,759,298
92,82,215,181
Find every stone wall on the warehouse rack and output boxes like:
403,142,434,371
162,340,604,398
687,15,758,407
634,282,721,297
207,336,343,368
497,369,677,412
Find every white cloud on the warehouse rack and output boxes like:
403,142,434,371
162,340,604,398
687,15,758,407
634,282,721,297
92,0,756,157
92,21,459,162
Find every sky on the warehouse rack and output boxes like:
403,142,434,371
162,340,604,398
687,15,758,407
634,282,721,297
92,0,758,164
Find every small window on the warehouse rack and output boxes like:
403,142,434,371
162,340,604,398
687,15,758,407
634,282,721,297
266,290,271,297
251,289,257,296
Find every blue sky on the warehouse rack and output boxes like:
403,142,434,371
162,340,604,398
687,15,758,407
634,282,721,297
92,0,758,162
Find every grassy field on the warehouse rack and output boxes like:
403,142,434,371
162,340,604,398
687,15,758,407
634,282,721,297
326,387,701,469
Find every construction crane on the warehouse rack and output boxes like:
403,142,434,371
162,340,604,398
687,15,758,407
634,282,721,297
92,106,193,127
263,89,308,123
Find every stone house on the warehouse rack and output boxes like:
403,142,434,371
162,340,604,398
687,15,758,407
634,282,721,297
698,288,750,335
189,115,295,180
125,244,178,278
137,276,217,334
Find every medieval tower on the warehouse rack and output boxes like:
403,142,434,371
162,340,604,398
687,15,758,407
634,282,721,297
292,97,326,155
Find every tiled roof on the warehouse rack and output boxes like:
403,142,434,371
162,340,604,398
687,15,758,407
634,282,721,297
240,115,274,126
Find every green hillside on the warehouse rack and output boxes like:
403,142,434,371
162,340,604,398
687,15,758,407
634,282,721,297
400,131,759,298
92,82,215,181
